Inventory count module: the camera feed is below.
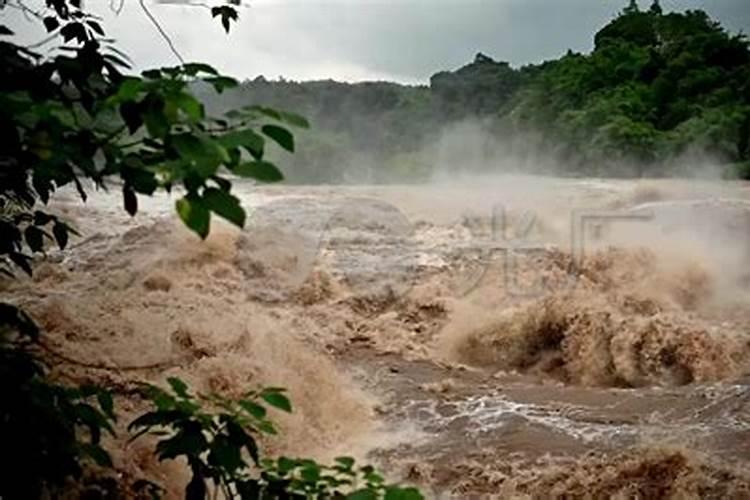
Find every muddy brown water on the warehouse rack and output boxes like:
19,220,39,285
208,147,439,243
7,177,750,498
347,347,750,483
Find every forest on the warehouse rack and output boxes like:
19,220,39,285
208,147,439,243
201,1,750,182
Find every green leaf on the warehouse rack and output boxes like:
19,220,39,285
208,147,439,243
260,392,292,413
172,134,226,177
227,148,242,169
148,386,177,411
211,6,239,34
170,133,203,160
86,20,105,36
301,463,321,483
75,403,112,443
174,92,204,122
8,252,32,276
226,420,260,465
208,435,244,472
167,377,190,399
245,438,260,466
120,101,143,133
175,399,200,414
116,78,144,102
122,165,158,195
279,110,310,129
218,128,264,157
142,69,162,80
244,106,281,121
240,107,309,128
233,161,283,183
80,443,113,468
176,196,211,239
206,76,239,93
364,471,384,485
277,456,298,474
43,17,60,33
212,175,232,191
97,391,115,421
202,188,246,228
103,53,132,70
143,96,170,138
128,410,183,433
156,424,208,460
347,490,377,500
33,211,54,226
52,221,69,250
182,63,218,76
335,456,355,470
261,124,295,152
24,226,45,253
123,185,138,216
238,400,266,420
256,420,277,435
60,22,88,43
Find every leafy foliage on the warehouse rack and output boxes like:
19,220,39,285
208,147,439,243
0,2,422,499
212,5,240,33
0,5,301,490
0,303,116,499
0,1,304,265
260,457,423,499
131,379,422,500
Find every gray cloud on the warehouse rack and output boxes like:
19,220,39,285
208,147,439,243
4,0,749,83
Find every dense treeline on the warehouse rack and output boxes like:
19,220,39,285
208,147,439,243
201,1,750,182
508,2,750,177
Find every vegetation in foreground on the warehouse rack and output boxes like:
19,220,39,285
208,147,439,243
0,1,422,498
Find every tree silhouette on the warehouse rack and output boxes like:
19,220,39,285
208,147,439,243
649,0,663,15
624,0,639,14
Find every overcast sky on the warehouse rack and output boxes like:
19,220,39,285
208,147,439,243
4,0,750,84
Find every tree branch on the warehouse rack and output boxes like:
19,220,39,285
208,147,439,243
138,0,185,65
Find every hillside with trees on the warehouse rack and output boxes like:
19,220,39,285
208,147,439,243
203,1,750,182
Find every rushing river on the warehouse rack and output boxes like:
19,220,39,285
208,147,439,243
7,176,750,497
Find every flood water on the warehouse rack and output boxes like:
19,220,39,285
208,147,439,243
7,176,750,497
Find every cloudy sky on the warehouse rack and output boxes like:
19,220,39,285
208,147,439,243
5,0,750,83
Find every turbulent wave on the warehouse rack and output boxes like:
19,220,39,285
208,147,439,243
9,218,378,494
406,448,750,498
444,247,750,387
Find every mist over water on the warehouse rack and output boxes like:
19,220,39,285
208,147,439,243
7,175,750,496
